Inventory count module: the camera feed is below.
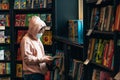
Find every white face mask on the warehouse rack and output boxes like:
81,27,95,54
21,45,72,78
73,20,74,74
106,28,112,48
36,33,43,39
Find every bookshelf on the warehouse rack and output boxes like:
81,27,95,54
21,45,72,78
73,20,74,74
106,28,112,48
53,0,120,80
84,0,120,79
12,0,54,80
0,0,12,80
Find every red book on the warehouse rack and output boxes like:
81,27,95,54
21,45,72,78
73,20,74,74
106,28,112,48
114,4,120,31
15,14,21,26
45,71,51,80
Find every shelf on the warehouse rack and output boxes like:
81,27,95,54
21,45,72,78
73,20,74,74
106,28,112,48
0,74,11,77
0,10,10,13
86,30,114,39
86,0,113,6
14,27,28,30
14,8,53,14
0,43,10,46
0,61,11,63
16,61,22,64
53,36,83,48
89,61,113,73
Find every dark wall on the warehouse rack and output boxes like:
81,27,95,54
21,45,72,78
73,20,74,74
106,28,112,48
55,0,78,37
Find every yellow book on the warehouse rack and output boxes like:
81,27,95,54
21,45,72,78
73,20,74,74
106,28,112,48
42,31,52,45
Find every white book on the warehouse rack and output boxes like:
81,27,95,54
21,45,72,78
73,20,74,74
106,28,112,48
0,50,4,60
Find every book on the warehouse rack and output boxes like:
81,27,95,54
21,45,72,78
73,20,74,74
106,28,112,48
87,38,96,60
17,48,22,61
0,63,5,74
45,71,51,80
17,30,27,43
102,40,109,66
34,0,40,8
72,59,84,80
45,14,52,27
5,14,10,27
47,0,52,8
68,20,83,44
106,40,114,69
4,50,11,60
20,14,26,26
98,7,106,31
5,63,10,74
14,0,20,9
0,31,5,43
0,50,4,60
1,0,9,10
15,14,21,26
42,30,52,45
20,0,26,9
16,64,22,77
0,46,10,61
26,0,32,9
114,4,120,31
40,14,46,21
49,55,61,61
92,39,99,62
95,39,105,64
39,0,46,8
0,15,6,26
0,1,1,10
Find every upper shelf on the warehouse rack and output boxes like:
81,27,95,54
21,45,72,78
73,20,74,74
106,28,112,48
53,36,84,48
13,8,53,14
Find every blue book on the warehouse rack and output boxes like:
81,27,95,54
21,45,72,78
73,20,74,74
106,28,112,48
68,20,83,44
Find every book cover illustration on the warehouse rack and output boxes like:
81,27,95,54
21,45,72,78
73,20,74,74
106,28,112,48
16,64,22,77
41,30,52,45
0,63,5,74
14,0,20,9
0,31,5,43
17,30,27,43
1,0,9,10
0,49,4,60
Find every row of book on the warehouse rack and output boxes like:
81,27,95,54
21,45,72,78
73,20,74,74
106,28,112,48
14,0,52,9
68,20,83,44
44,50,65,80
15,14,52,27
92,69,112,80
0,31,10,44
0,46,10,61
87,38,114,70
0,62,10,74
69,59,84,80
0,14,10,27
90,5,114,31
17,30,52,45
0,0,9,10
